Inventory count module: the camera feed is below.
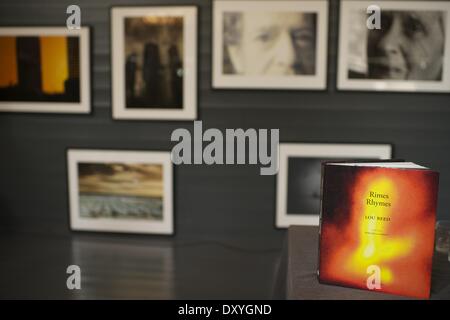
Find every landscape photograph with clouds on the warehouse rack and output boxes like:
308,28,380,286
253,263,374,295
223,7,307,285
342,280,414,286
77,163,164,221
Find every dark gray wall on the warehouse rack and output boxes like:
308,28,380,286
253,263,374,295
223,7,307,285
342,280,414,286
1,0,449,245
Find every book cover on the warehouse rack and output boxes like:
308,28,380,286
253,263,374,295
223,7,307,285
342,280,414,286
318,163,439,299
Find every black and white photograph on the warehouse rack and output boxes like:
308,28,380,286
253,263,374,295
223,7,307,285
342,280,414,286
0,27,90,113
338,1,450,92
67,149,173,235
276,143,392,228
213,0,328,89
286,158,324,216
111,7,197,120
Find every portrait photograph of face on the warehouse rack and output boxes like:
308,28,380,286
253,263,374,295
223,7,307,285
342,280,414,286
368,11,445,81
223,11,317,76
213,1,328,90
338,1,450,92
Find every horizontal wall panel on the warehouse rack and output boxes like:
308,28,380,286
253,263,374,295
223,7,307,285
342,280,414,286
0,0,449,240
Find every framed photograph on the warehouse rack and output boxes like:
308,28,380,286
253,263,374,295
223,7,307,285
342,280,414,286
67,149,173,235
276,143,392,228
338,1,450,92
111,6,197,120
212,0,329,90
0,27,90,113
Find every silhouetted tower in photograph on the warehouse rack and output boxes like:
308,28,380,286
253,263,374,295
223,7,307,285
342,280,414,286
17,37,42,95
67,37,79,79
65,37,80,101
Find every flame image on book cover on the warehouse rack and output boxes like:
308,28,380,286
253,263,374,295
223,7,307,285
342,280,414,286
318,165,439,298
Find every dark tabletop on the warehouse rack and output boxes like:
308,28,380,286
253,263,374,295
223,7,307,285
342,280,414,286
273,226,450,300
0,231,281,299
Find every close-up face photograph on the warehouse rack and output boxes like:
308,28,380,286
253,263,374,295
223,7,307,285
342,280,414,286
339,0,450,92
0,0,450,313
223,11,317,76
213,0,328,90
366,10,445,81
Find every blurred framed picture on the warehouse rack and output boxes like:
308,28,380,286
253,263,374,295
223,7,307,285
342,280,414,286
111,6,197,120
212,0,329,90
0,27,90,113
338,1,450,92
276,143,392,228
67,149,173,235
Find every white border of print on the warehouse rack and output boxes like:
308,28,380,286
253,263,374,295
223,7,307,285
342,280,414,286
68,149,173,235
338,1,450,92
212,0,329,90
0,27,90,113
111,6,197,120
276,143,392,228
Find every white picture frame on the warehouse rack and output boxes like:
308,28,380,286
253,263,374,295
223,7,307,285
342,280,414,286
338,1,450,92
111,6,197,120
212,0,329,90
276,143,392,228
0,27,90,113
67,149,173,235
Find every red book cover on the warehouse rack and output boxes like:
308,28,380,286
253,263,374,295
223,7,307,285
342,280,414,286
318,162,439,299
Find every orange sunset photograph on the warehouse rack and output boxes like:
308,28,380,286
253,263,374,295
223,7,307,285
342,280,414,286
77,163,164,221
0,35,80,102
